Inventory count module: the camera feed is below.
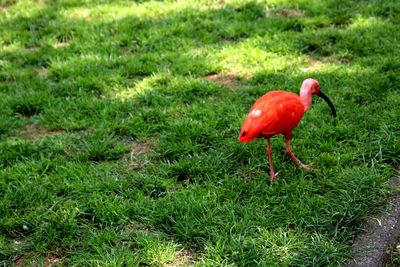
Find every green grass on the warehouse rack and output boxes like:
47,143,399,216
386,239,400,267
1,0,400,265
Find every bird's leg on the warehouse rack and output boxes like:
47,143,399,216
284,134,316,171
266,137,279,181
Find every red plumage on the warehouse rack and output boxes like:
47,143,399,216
238,91,304,142
238,79,336,182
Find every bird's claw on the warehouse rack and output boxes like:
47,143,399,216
300,162,317,171
270,172,279,182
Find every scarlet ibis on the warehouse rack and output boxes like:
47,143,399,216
238,78,336,181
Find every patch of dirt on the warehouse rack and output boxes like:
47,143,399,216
265,8,306,18
43,252,67,267
204,71,241,90
18,124,64,140
0,0,16,11
124,139,153,170
166,248,198,267
36,68,49,78
11,240,28,266
15,250,68,266
222,39,234,45
13,240,27,247
14,254,25,266
124,139,153,158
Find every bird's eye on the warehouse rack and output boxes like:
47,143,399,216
241,131,247,137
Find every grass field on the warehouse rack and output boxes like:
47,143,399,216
1,0,400,266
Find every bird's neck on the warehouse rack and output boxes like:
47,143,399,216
299,87,313,112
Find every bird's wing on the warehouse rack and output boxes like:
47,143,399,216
239,91,304,142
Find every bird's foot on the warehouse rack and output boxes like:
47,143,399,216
270,171,279,182
299,162,317,171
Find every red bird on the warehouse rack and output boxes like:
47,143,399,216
238,78,336,181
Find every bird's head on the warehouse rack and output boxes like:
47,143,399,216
301,78,336,117
301,78,320,94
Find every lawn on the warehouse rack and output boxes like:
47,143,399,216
1,0,400,266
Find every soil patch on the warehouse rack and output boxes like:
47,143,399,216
166,248,198,267
265,8,306,18
204,71,241,90
18,124,64,140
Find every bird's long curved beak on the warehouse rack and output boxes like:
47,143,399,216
318,91,337,117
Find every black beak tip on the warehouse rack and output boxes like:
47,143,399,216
318,90,337,118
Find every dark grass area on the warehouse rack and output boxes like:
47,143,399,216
1,0,400,265
386,238,400,267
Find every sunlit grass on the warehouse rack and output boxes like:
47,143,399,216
214,44,299,77
349,15,390,29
